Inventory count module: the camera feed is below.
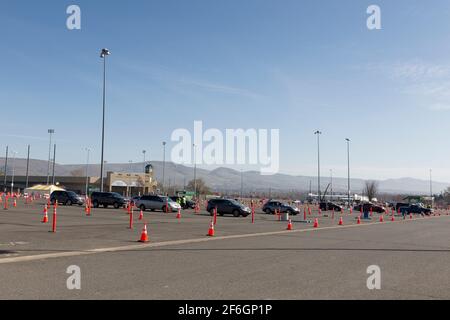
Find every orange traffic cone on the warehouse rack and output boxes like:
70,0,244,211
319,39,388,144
13,199,17,207
379,214,384,222
313,218,319,228
287,219,293,230
139,210,143,220
338,216,343,226
42,205,48,223
138,224,149,243
409,213,413,220
207,221,215,237
176,208,181,220
391,214,395,222
356,216,361,224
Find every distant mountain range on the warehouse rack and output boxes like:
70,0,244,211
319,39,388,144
0,158,448,195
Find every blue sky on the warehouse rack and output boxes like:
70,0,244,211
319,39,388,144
1,0,450,181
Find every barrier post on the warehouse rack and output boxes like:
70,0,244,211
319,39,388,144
129,205,134,229
52,201,57,233
251,202,255,224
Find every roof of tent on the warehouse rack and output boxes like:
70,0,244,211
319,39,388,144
24,184,65,193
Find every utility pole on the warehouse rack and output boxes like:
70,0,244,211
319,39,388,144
51,144,56,185
46,129,54,185
25,145,30,189
346,138,351,207
330,169,333,202
10,151,17,194
193,143,197,199
162,141,166,195
430,169,433,208
240,169,243,199
99,48,111,192
314,130,322,202
3,146,8,192
85,148,91,196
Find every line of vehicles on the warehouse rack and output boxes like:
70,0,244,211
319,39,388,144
48,190,433,218
318,201,433,216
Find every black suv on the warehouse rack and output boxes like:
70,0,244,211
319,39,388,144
50,190,84,206
262,200,299,215
319,202,343,212
398,203,432,216
91,192,126,209
207,198,251,217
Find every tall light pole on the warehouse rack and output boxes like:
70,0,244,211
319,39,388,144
346,138,351,207
162,142,166,194
25,145,30,189
240,169,243,199
142,150,147,172
430,169,433,208
10,151,17,194
84,148,91,196
330,169,333,201
314,130,322,202
193,143,197,199
99,48,111,192
3,146,8,192
51,144,56,185
46,129,55,185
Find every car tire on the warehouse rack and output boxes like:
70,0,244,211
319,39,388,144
264,208,271,214
113,202,120,209
66,200,72,206
242,213,249,217
140,204,146,212
93,200,99,208
233,210,240,217
103,204,108,208
208,209,214,216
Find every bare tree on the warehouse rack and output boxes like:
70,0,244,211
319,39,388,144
186,178,211,196
364,180,379,201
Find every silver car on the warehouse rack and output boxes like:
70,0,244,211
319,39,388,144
135,195,181,212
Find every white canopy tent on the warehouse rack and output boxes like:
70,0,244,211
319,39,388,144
24,184,65,198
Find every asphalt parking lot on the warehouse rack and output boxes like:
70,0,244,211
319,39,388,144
1,200,449,299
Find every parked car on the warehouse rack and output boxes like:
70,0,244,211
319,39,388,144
398,203,432,216
319,202,343,211
50,190,84,206
262,200,299,215
91,192,126,209
353,202,386,213
130,196,141,206
136,195,181,212
207,198,251,217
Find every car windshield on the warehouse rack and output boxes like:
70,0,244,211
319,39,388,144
67,191,78,197
162,197,175,203
229,199,244,207
112,193,123,198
